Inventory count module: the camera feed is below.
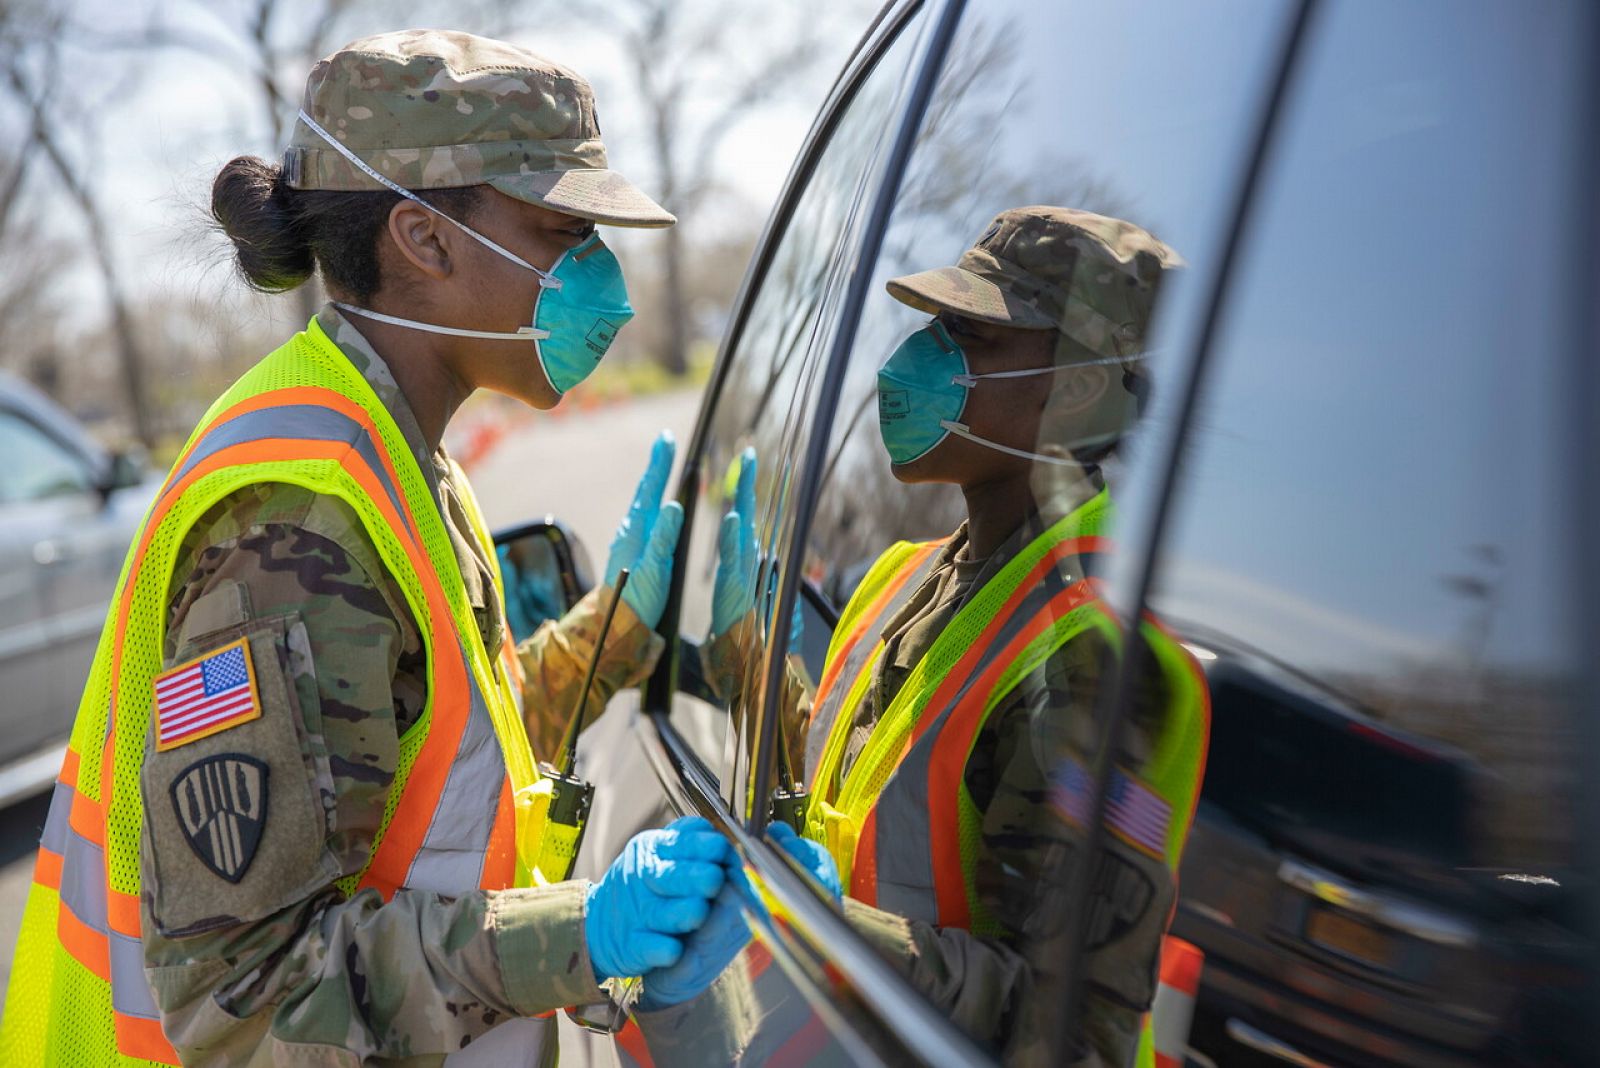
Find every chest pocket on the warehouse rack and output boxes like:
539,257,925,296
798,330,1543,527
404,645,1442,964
140,584,339,938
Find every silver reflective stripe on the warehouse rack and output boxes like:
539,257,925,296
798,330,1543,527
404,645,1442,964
50,785,165,1021
405,663,505,892
60,829,109,934
870,567,1073,922
170,405,412,540
109,931,162,1019
40,779,72,854
805,548,943,782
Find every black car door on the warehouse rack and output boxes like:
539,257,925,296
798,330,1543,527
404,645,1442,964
1144,3,1600,1064
640,0,1312,1063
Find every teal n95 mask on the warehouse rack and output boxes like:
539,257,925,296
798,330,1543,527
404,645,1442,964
297,109,634,396
876,321,1144,466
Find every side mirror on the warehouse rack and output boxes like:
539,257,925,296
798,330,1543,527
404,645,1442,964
492,518,595,644
97,447,148,501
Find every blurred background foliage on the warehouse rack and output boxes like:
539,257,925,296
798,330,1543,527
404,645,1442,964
0,0,878,461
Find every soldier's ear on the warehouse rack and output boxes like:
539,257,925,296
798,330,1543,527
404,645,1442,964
386,200,453,282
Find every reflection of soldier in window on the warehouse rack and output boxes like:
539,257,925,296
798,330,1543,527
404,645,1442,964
707,207,1208,1066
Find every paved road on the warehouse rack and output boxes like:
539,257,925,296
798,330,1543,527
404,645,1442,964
0,387,704,1006
0,791,54,997
469,387,702,555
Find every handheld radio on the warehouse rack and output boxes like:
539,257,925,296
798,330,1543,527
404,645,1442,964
523,569,629,882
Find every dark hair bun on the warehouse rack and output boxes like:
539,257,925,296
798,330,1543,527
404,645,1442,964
211,155,314,293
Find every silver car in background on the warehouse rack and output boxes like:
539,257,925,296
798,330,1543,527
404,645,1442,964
0,373,157,808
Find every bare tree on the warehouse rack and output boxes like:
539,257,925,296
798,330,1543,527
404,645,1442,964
537,0,845,375
71,0,520,332
0,3,158,444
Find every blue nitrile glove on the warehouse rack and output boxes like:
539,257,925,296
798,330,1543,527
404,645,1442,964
604,431,683,629
637,883,751,1009
586,816,731,983
711,449,805,647
769,822,841,901
710,447,758,638
496,542,566,641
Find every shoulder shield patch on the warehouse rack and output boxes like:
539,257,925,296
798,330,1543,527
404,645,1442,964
170,753,270,883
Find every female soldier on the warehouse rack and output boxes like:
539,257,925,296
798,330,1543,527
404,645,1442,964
691,207,1209,1067
1,30,728,1066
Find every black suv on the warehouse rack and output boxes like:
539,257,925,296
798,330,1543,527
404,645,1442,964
508,0,1600,1063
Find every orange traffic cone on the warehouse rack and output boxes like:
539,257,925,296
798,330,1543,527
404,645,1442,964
1152,936,1204,1068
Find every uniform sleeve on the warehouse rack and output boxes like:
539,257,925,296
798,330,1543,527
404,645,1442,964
515,583,665,763
838,867,1040,1061
139,490,601,1065
701,616,814,772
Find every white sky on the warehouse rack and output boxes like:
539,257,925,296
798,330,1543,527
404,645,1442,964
11,0,877,336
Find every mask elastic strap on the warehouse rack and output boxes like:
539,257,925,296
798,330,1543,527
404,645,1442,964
295,109,559,289
937,421,1085,467
951,351,1150,388
332,301,549,341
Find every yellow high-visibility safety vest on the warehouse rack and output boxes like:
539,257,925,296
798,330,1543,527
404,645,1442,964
0,317,544,1065
805,490,1211,1066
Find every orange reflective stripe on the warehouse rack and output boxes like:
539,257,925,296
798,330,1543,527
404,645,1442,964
927,579,1100,928
108,887,141,938
68,787,103,847
57,899,110,982
849,808,879,905
745,940,775,980
767,1010,833,1068
34,846,63,889
480,779,517,891
809,542,941,723
59,746,80,788
115,1012,179,1064
908,538,1104,750
615,1018,656,1067
34,845,62,891
163,386,423,543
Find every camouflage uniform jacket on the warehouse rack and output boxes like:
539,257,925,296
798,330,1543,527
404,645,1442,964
139,306,663,1064
682,509,1173,1066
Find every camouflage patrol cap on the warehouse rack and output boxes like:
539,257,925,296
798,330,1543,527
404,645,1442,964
886,206,1181,361
282,29,675,228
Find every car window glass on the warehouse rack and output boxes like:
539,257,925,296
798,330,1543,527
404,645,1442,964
723,1,1292,1062
0,412,94,504
675,9,932,805
1151,3,1592,1063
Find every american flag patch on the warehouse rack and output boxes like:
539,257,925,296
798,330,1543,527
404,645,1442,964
1049,758,1171,860
154,638,263,751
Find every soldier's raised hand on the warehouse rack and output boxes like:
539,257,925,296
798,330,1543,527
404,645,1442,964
603,431,683,630
710,447,759,639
